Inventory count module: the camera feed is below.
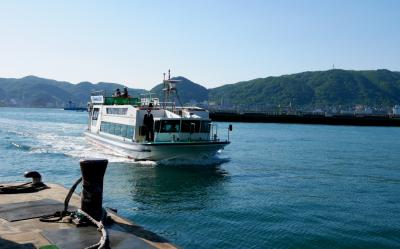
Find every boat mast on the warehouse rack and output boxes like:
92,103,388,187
162,69,179,111
163,72,167,109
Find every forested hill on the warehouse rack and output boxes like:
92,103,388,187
1,69,400,108
0,76,146,107
208,69,400,108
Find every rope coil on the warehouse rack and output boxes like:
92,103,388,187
0,182,48,194
77,209,109,249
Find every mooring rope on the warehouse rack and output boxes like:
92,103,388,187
64,177,82,212
0,182,48,194
39,177,83,223
77,208,109,249
38,177,110,249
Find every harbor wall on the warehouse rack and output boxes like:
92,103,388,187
209,112,400,126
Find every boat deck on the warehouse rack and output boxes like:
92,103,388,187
0,183,177,249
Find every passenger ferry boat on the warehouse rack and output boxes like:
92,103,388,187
84,72,231,161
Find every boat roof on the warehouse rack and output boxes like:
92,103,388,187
165,110,181,118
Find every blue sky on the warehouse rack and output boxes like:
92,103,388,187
0,0,399,89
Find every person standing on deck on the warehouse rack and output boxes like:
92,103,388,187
122,87,129,98
113,88,121,97
143,104,154,142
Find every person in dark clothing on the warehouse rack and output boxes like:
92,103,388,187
143,107,154,142
114,88,121,97
122,87,129,98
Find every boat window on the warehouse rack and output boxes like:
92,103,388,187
160,120,180,133
120,125,127,137
106,108,128,115
100,121,134,139
114,124,121,136
100,122,107,133
126,126,134,138
109,123,115,134
154,121,161,133
200,121,211,133
92,108,99,120
181,120,200,133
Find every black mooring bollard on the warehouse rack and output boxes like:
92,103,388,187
80,159,108,221
24,171,43,185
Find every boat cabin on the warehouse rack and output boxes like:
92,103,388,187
85,71,230,161
88,93,216,144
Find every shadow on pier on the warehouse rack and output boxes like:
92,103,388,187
0,238,35,249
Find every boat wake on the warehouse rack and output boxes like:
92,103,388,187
1,118,128,162
9,142,32,151
3,117,230,166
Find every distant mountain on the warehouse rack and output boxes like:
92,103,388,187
208,69,400,109
150,76,208,105
1,69,400,109
0,76,147,108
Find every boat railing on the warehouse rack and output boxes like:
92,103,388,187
158,101,177,112
210,123,218,141
91,90,107,97
90,90,141,106
104,97,141,106
140,96,160,108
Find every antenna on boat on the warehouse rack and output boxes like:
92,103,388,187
163,72,166,109
162,69,181,110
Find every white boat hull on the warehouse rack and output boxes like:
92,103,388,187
84,131,229,161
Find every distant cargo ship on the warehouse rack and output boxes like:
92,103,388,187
64,101,87,111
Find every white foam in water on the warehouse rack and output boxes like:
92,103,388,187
0,117,128,163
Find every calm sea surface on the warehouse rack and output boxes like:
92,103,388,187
1,107,400,249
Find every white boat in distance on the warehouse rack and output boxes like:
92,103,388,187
84,71,231,161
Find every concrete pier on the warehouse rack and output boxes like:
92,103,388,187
0,183,177,249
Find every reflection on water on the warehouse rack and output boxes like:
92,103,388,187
133,165,229,205
105,163,230,213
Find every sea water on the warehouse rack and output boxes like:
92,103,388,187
0,107,399,249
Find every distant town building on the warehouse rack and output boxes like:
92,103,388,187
312,109,324,115
355,105,373,115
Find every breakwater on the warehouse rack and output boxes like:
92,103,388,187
210,111,400,126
